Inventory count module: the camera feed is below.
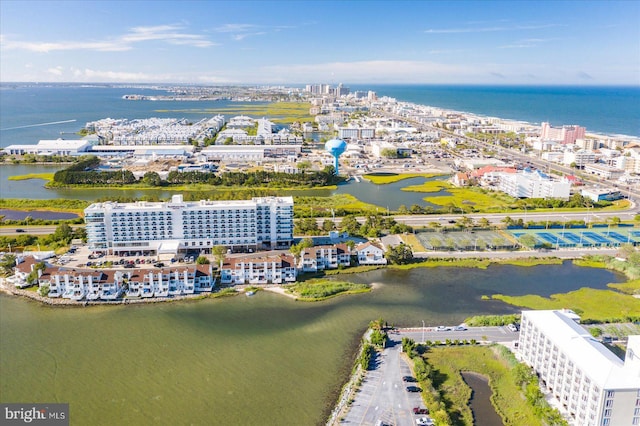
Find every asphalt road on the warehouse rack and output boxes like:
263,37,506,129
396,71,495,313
0,225,66,236
396,326,520,344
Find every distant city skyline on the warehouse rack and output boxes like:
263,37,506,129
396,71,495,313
1,0,638,85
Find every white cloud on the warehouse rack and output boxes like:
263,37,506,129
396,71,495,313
213,24,258,33
1,23,215,53
212,23,288,41
73,68,155,82
260,60,470,83
424,23,562,34
47,66,63,75
499,37,557,49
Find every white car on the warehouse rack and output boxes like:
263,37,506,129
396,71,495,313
416,416,434,426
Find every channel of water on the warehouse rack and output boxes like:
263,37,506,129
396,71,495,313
0,262,623,425
461,372,504,426
0,165,450,210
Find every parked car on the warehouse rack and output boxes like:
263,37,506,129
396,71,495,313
507,323,519,332
403,376,417,382
406,386,422,393
416,416,434,426
413,407,429,415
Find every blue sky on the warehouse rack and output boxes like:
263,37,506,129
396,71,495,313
1,1,638,85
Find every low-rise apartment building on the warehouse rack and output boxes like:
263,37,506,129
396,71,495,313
355,242,387,265
39,264,215,300
220,253,297,285
300,244,351,272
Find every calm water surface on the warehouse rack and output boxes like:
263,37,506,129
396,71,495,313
0,165,449,209
0,262,623,426
461,372,504,426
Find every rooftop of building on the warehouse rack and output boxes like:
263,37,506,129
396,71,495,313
522,309,639,389
85,195,294,212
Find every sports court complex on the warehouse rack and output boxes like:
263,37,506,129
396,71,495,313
415,224,639,251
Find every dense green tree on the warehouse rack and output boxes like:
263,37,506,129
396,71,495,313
142,171,162,186
385,243,413,265
339,215,360,235
212,245,227,268
0,254,17,276
322,219,335,232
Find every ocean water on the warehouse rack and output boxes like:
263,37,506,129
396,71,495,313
0,84,638,150
352,84,640,138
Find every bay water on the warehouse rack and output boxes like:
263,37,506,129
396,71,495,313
0,262,623,425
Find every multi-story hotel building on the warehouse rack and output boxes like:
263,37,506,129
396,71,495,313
518,310,640,426
541,122,586,144
85,195,294,256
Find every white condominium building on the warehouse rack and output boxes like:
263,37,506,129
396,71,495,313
498,169,571,199
85,195,294,255
518,310,640,426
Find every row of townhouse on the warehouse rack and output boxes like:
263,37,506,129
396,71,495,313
220,253,297,285
219,242,387,284
301,242,388,272
35,263,215,301
10,241,387,296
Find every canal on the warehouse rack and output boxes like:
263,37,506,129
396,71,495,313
461,372,504,426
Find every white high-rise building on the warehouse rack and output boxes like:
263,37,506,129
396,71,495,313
518,310,640,426
85,195,294,255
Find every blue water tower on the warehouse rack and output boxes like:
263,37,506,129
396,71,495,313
324,138,347,174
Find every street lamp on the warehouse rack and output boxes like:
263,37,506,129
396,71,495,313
421,320,425,343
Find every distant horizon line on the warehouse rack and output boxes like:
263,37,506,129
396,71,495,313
1,81,639,88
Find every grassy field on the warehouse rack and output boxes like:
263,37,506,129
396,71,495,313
154,101,314,124
388,257,567,271
295,194,382,216
608,279,640,295
497,257,563,267
424,345,544,426
390,258,493,270
362,173,442,184
490,287,640,322
7,173,55,182
399,233,426,251
401,181,517,212
0,198,90,214
284,279,370,301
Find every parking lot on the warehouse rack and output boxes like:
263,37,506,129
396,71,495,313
52,245,205,270
340,327,520,425
341,338,431,426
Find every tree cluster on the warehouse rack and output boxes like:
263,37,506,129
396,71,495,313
385,243,414,265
